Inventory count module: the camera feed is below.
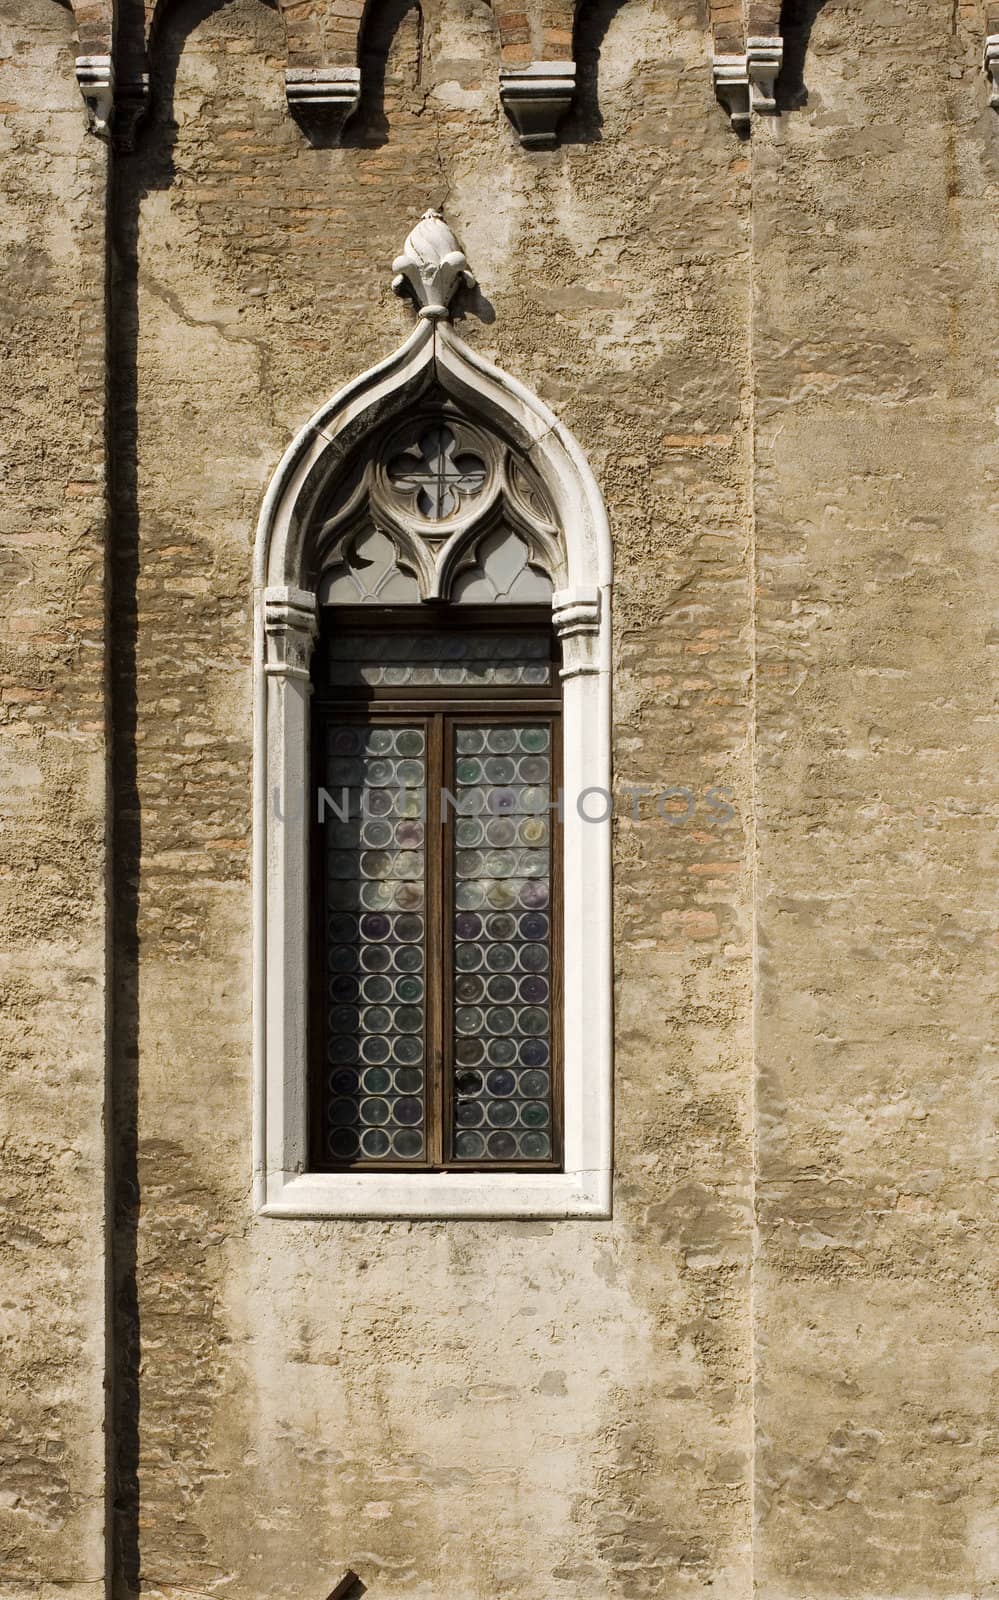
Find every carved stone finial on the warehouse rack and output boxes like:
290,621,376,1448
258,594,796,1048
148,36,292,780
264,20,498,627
986,35,999,109
76,55,115,137
392,211,476,322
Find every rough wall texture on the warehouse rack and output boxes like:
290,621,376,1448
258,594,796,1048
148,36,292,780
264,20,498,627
1,0,996,1597
0,1,109,1595
117,1,753,1595
753,3,999,1594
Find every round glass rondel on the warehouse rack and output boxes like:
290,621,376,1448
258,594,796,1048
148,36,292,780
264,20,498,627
451,724,555,1164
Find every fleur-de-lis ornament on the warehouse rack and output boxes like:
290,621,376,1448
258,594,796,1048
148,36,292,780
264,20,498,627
392,210,476,321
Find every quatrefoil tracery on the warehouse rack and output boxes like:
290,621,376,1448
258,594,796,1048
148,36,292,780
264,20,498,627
387,424,487,521
312,409,563,605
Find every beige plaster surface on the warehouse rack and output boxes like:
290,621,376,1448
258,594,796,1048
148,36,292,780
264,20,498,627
0,0,110,1593
753,4,999,1595
0,0,995,1596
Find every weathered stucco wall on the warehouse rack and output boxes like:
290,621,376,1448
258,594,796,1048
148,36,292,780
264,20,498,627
0,1,110,1594
753,3,999,1594
2,0,997,1596
112,0,752,1593
117,0,754,1595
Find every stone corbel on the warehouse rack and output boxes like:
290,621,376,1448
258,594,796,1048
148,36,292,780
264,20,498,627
264,586,319,681
713,34,783,129
499,62,576,148
553,586,601,678
746,35,783,114
285,67,361,144
985,36,999,109
76,55,114,137
712,54,750,132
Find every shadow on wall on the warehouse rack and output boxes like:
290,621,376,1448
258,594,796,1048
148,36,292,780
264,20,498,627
343,0,424,148
132,0,239,184
560,0,631,143
776,0,831,111
107,3,246,1590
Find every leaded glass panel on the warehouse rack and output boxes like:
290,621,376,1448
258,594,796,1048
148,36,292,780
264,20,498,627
322,723,428,1165
450,723,555,1164
326,628,552,688
313,612,561,1174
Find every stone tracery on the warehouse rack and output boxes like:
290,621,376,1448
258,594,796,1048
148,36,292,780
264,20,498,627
310,402,562,604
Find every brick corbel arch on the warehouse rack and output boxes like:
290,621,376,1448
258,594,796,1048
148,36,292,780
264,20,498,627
493,0,575,145
278,0,381,140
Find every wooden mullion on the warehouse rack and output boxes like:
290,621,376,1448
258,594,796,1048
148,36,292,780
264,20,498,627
424,714,445,1167
441,716,456,1164
550,709,565,1170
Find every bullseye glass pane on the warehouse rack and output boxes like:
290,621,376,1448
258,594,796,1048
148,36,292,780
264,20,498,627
323,724,427,1165
326,629,552,688
451,724,555,1164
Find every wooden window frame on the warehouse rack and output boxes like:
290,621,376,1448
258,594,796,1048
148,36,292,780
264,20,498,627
309,606,564,1175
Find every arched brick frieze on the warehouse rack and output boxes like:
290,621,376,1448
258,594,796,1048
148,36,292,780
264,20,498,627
708,0,743,58
279,0,412,141
492,0,575,145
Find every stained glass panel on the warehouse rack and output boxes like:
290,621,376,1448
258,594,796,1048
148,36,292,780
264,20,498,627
450,724,555,1164
327,629,552,688
323,723,428,1165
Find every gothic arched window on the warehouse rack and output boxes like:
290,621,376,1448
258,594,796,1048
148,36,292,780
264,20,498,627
310,409,563,1171
255,214,611,1217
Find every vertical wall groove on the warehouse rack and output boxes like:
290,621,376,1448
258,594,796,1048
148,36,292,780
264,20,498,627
107,128,143,1600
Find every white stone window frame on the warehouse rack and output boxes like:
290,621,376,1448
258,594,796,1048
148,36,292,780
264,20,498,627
253,315,612,1219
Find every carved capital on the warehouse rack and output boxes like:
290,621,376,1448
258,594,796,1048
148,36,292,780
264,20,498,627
392,211,476,322
285,67,361,144
264,586,318,682
499,62,576,149
553,586,601,678
76,55,114,137
986,35,999,108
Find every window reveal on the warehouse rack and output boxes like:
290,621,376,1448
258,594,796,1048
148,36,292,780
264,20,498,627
311,618,562,1172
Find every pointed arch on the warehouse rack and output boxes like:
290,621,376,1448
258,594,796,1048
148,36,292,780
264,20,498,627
253,317,612,1220
255,319,610,599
